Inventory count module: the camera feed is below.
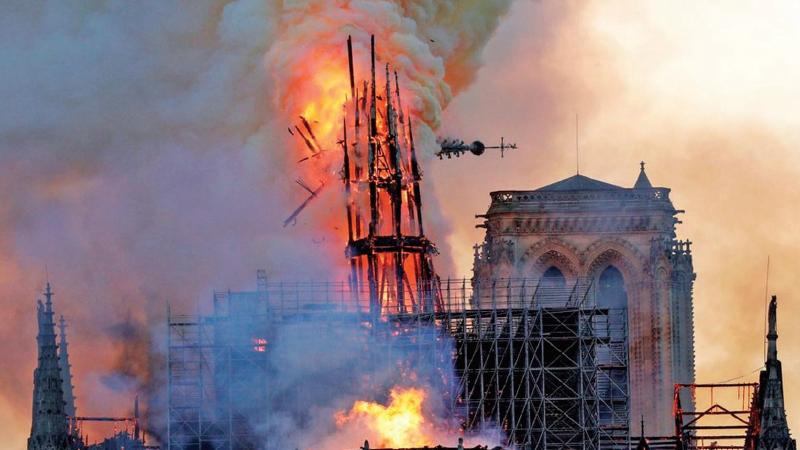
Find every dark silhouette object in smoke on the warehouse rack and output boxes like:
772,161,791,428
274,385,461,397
283,178,326,227
435,137,517,159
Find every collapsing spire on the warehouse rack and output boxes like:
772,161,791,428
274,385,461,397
28,282,73,450
341,35,441,316
755,296,796,450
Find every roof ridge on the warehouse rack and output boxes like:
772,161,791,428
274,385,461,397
535,174,624,192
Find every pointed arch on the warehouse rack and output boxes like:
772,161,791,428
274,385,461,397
519,237,581,282
598,265,628,309
582,237,647,282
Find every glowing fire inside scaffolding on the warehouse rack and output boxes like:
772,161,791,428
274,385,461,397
335,386,433,449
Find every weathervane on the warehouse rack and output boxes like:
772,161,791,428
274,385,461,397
435,137,517,160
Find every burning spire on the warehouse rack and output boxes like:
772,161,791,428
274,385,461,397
341,35,441,316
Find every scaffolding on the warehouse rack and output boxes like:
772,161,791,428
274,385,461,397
167,276,629,450
672,383,760,450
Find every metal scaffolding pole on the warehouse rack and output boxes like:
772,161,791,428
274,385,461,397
166,277,630,450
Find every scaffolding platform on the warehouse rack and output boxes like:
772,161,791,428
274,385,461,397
167,276,629,450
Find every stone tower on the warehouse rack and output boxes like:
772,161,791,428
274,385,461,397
58,315,77,435
28,283,72,450
756,296,796,450
473,164,695,435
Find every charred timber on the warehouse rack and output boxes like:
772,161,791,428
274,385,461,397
346,236,437,257
340,35,441,316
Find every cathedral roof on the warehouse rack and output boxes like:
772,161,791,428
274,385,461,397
534,174,624,192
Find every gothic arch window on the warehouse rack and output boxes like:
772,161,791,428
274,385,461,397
541,266,566,289
597,265,628,309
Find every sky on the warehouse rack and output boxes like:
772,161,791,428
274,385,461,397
2,0,800,446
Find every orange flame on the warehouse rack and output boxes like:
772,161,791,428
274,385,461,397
298,60,349,149
282,38,434,306
335,386,434,448
285,48,351,168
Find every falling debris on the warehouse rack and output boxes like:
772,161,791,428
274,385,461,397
300,116,319,144
283,178,325,227
435,137,517,159
292,115,329,163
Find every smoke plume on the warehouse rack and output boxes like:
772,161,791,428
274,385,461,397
0,1,511,447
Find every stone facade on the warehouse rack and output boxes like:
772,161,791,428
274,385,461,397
472,165,696,435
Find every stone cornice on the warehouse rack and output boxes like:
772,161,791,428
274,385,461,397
486,214,676,235
487,187,675,215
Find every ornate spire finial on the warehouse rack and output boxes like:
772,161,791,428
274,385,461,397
634,161,653,189
29,282,71,450
757,295,796,450
44,282,53,311
767,295,778,362
58,315,77,424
